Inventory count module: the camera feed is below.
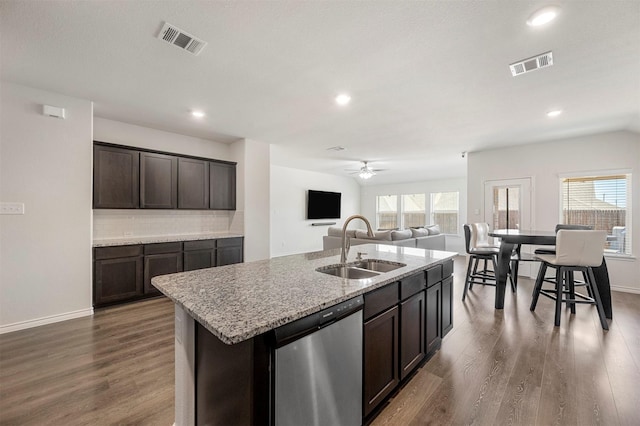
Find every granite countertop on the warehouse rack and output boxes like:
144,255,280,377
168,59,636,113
93,233,244,247
152,244,457,345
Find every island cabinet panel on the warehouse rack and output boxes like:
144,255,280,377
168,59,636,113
183,240,216,271
143,242,183,296
400,291,426,380
364,305,399,417
93,245,143,307
178,158,209,209
210,162,236,210
140,152,178,209
217,237,244,266
441,275,453,336
426,282,442,355
93,145,139,208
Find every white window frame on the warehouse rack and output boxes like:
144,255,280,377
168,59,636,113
430,191,460,235
375,193,427,230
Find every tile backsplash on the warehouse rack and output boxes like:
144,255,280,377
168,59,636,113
93,210,242,240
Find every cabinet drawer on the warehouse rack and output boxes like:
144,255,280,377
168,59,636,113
217,237,243,248
144,242,182,255
94,245,143,260
400,272,426,300
184,239,216,251
426,265,442,287
364,282,399,320
442,259,454,278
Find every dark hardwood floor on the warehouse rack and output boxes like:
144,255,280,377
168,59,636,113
1,256,638,425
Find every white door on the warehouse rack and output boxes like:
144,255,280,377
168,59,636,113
484,178,534,276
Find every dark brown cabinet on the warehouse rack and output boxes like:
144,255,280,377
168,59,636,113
363,305,399,417
178,158,209,209
217,237,243,266
183,240,216,271
94,245,143,307
210,162,236,210
93,145,139,208
143,242,183,295
400,291,426,380
426,282,441,355
441,275,453,337
140,152,178,209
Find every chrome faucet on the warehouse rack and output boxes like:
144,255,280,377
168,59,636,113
340,215,374,264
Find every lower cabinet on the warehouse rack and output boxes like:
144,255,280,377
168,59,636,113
184,240,216,271
400,291,426,380
94,245,144,307
144,242,183,296
441,275,453,337
426,283,441,355
217,237,243,266
364,305,399,417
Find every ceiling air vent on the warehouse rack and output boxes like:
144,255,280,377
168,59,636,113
509,51,553,76
157,22,207,56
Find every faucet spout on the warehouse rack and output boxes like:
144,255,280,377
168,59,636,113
340,215,374,264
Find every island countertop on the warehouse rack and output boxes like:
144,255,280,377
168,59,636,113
152,244,457,345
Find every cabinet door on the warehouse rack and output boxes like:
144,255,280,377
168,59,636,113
400,292,426,380
210,162,236,210
178,158,209,209
144,252,183,295
441,276,453,337
140,152,178,209
184,249,216,271
94,256,143,307
216,238,243,266
93,145,139,208
364,306,399,417
426,283,441,355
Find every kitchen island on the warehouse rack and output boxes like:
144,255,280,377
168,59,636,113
152,244,457,426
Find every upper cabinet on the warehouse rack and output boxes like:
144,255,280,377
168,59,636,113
140,152,178,209
93,142,236,211
178,158,209,210
93,145,140,208
210,162,236,210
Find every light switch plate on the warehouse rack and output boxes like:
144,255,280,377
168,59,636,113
0,202,25,215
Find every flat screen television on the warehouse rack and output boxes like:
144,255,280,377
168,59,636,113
307,190,341,219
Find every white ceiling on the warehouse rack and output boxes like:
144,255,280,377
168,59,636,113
1,1,639,185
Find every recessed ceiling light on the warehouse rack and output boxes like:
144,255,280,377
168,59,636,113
335,94,351,106
547,109,563,118
527,6,560,27
191,110,205,118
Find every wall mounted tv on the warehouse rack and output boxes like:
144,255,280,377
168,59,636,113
307,190,341,220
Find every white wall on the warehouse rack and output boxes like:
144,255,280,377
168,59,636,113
1,82,93,331
231,139,270,261
92,118,238,239
467,130,640,293
271,165,361,257
360,178,467,254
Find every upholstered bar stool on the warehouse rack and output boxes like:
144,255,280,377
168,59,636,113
474,222,523,289
530,230,608,330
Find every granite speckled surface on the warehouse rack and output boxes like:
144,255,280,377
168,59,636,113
152,244,457,345
93,233,243,247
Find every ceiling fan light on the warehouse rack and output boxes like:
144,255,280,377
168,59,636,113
359,170,374,179
527,6,560,27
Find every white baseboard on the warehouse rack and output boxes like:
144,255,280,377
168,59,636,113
0,308,94,334
611,285,640,294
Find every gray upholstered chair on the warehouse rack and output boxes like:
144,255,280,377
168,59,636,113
530,230,608,329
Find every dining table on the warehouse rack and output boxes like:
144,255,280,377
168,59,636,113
488,229,612,319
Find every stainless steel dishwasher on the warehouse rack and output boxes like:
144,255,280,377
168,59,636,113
273,296,363,426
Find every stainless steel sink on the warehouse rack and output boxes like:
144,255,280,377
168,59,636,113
316,265,380,279
316,259,406,279
352,259,406,273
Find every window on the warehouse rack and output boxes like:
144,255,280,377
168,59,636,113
430,192,459,234
491,186,520,230
561,173,631,255
402,194,426,228
376,195,398,230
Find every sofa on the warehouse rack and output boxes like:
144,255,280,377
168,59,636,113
323,225,446,251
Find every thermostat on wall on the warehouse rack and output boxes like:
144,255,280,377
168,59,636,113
42,105,66,119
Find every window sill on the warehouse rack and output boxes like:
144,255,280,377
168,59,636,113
604,253,636,261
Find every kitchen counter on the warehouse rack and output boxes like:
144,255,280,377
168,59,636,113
152,244,456,344
92,232,243,247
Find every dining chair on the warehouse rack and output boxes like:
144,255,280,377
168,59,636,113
530,230,608,330
475,222,524,289
462,224,517,301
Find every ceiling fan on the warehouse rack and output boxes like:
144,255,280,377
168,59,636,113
346,161,385,180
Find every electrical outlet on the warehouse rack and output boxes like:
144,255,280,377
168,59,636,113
0,203,25,215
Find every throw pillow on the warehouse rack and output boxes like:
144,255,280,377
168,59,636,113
410,228,429,238
391,229,412,241
355,229,393,241
426,225,441,235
